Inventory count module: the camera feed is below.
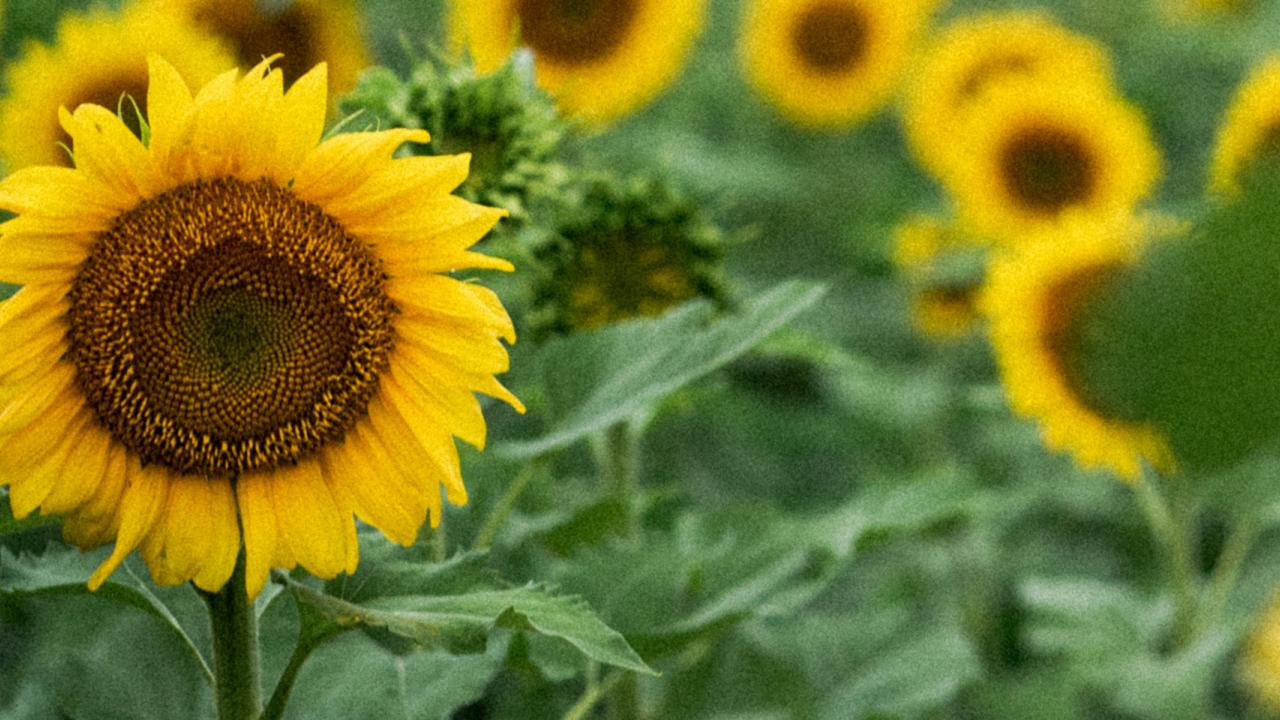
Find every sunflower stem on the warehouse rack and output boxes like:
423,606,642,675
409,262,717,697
202,551,263,720
1134,473,1200,651
1193,513,1258,643
260,625,339,720
474,457,547,550
602,421,637,538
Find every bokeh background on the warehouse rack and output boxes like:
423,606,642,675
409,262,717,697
3,0,1280,719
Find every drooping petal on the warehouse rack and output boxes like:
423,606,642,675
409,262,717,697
88,460,169,590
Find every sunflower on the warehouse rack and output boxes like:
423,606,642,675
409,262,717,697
1210,54,1280,197
529,174,726,337
0,56,522,598
449,0,706,126
942,78,1161,246
892,214,986,340
0,3,235,170
983,215,1174,481
149,0,370,97
1243,591,1280,713
901,11,1114,180
741,0,935,129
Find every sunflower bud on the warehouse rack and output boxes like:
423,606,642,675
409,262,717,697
527,174,728,338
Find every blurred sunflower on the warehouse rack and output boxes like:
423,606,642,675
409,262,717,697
0,3,234,169
1210,54,1280,197
449,0,706,126
893,214,986,340
901,11,1114,179
1242,592,1280,713
741,0,935,128
530,175,726,336
983,216,1174,481
0,57,522,598
150,0,370,96
942,78,1161,245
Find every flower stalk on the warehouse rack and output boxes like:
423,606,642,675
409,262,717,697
201,551,263,720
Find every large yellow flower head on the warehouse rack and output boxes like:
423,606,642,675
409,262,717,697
1210,54,1280,197
449,0,706,126
901,11,1114,180
741,0,936,129
0,56,522,598
942,78,1162,246
983,215,1174,481
0,3,235,170
147,0,371,98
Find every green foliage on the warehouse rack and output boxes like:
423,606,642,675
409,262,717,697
287,571,654,674
502,280,826,458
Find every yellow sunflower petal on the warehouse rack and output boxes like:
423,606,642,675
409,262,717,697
88,460,170,590
268,460,350,579
59,104,161,200
146,54,197,172
5,410,93,518
291,129,430,205
141,477,240,591
236,474,279,599
319,429,426,546
61,447,130,549
41,421,113,516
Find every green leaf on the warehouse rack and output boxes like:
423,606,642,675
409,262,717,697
1074,172,1280,471
326,546,501,604
0,492,60,538
285,577,654,675
499,280,826,458
0,595,212,720
279,632,507,720
819,627,980,720
0,544,214,685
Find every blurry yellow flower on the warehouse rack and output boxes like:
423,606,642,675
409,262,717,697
893,214,986,341
741,0,935,129
901,11,1114,179
150,0,370,97
1210,54,1280,197
0,3,234,169
450,0,706,126
942,78,1161,246
1243,592,1280,714
0,57,521,598
983,216,1175,481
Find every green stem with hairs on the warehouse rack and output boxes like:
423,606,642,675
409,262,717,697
1134,474,1200,650
200,551,263,720
474,457,547,550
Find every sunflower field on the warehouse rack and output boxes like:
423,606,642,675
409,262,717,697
3,0,1280,718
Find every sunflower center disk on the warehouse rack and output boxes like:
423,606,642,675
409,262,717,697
193,4,317,83
999,126,1096,213
514,0,638,64
69,177,395,476
791,2,869,74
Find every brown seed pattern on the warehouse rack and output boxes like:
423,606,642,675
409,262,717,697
68,177,396,476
